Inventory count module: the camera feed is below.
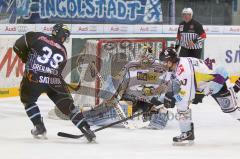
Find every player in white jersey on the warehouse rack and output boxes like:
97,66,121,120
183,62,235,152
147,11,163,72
157,48,240,144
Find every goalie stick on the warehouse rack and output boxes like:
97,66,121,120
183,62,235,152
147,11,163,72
65,58,87,91
57,111,145,139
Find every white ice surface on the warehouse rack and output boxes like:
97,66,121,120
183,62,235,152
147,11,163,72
1,95,240,159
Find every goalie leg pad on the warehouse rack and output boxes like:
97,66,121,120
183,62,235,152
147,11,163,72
148,112,169,129
83,103,129,126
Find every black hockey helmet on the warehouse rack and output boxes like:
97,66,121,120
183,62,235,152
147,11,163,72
52,24,70,43
159,47,179,63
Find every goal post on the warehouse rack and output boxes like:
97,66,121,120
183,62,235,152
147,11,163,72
74,38,167,107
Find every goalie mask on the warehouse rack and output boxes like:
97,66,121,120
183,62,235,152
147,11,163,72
139,45,155,66
52,24,70,44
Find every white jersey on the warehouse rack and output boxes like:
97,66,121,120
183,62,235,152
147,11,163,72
172,57,228,107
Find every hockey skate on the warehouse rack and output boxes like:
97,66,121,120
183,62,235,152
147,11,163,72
31,122,47,139
79,120,96,142
172,123,194,146
80,126,96,143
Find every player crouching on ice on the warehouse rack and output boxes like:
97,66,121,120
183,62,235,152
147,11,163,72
13,24,96,142
155,48,240,145
95,45,173,129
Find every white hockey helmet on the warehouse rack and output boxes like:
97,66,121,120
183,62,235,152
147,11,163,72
182,8,193,16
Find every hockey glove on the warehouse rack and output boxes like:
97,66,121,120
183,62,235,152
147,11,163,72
175,44,180,50
164,92,176,108
233,78,240,93
150,97,162,106
192,93,205,104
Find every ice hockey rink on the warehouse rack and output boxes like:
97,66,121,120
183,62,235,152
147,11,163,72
0,95,240,159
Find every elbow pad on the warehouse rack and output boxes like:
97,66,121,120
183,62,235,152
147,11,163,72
13,35,29,63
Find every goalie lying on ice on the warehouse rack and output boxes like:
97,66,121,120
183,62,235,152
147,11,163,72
91,46,177,129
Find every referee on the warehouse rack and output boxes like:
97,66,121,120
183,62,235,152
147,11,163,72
175,8,206,59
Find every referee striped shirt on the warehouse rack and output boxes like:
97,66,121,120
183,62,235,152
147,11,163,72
176,19,206,49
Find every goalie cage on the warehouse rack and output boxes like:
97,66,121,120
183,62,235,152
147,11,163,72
48,38,167,120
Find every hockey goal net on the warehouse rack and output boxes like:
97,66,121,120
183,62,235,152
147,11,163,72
73,38,167,108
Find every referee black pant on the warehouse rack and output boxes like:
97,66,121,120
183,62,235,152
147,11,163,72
179,47,202,59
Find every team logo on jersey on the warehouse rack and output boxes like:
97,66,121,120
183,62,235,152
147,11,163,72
179,25,184,32
137,72,157,82
190,25,194,29
177,64,185,75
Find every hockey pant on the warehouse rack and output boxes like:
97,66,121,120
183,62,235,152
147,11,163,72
20,76,87,129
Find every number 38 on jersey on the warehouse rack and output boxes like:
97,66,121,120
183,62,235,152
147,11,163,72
37,46,64,69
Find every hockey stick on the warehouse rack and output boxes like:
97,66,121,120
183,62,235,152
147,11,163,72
65,58,86,91
65,57,96,92
57,111,145,139
66,82,81,91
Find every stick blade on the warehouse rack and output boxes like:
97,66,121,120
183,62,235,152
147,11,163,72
57,132,83,139
172,140,194,146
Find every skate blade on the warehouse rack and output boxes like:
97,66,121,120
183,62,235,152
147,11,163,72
87,137,97,143
172,140,194,146
32,133,48,140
